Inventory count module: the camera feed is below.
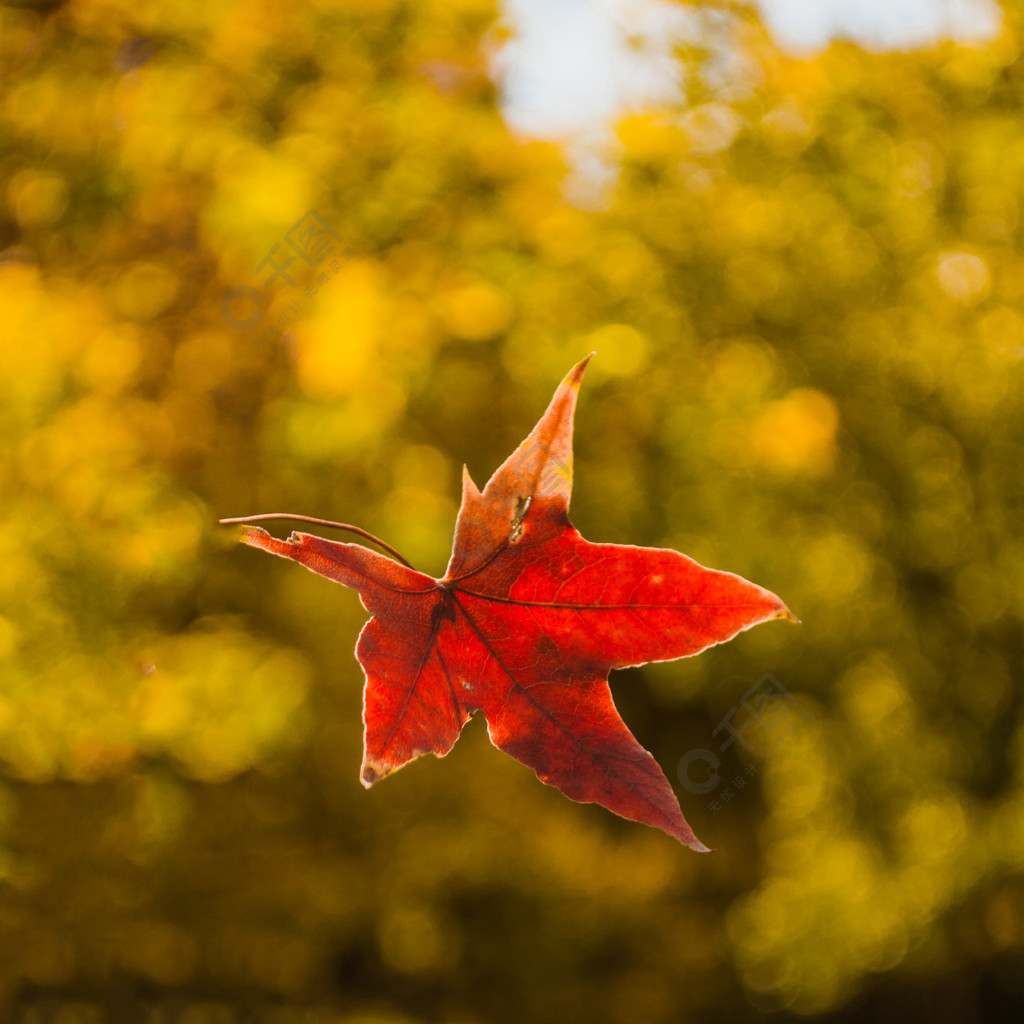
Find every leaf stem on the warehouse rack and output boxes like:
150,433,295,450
218,513,416,569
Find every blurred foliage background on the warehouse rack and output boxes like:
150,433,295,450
1,0,1022,1021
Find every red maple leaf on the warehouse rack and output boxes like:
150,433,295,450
222,357,795,849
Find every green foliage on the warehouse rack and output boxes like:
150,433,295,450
0,0,1021,1020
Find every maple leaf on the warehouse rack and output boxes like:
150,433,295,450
222,357,796,849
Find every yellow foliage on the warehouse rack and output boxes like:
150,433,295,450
7,169,68,229
110,260,181,321
435,279,513,341
750,389,839,475
0,0,1021,1019
295,260,386,396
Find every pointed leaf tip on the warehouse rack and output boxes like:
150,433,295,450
461,464,481,498
238,524,270,545
570,352,594,381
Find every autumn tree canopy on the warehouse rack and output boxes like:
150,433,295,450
0,0,1021,1021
